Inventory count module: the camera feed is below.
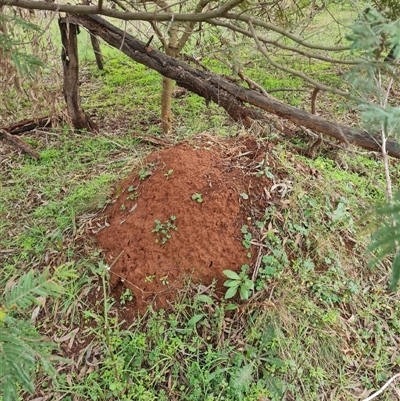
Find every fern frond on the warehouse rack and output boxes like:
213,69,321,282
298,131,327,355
4,263,77,311
0,321,56,399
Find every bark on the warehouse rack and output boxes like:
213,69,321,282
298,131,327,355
70,14,400,159
58,17,96,131
161,37,179,134
90,33,104,70
2,116,56,135
0,129,40,159
0,0,245,22
161,76,174,134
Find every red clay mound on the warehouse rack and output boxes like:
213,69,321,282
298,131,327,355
97,136,271,311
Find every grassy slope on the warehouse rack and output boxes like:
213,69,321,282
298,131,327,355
1,8,400,401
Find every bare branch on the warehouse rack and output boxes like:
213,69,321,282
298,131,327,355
226,13,351,51
247,20,350,98
0,0,244,21
178,0,212,51
0,129,40,159
209,18,359,65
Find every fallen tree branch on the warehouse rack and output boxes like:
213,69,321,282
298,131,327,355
69,14,400,159
1,116,55,135
70,14,264,127
0,129,40,159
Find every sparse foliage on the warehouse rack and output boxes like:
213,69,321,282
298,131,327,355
345,6,400,290
0,264,77,400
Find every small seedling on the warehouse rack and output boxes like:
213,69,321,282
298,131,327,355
120,204,126,211
159,275,169,286
255,160,274,179
191,193,203,203
139,162,155,180
241,225,252,249
145,275,155,283
164,169,174,179
223,265,254,300
152,215,177,244
120,288,133,305
126,192,138,201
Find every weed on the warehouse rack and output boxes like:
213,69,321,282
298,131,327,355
223,265,254,300
241,225,253,249
164,169,174,179
138,162,155,180
152,216,177,244
255,160,275,179
120,288,133,305
191,193,203,203
126,192,138,201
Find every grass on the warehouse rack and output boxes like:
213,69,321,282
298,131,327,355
1,5,400,401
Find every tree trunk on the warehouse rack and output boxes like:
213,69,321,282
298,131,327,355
161,75,174,133
58,17,96,131
70,14,400,159
90,32,104,70
160,20,180,134
161,40,179,134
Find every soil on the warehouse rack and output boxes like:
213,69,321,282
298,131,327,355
96,135,276,313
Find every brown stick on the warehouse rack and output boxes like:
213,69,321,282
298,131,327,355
0,129,40,159
2,116,55,135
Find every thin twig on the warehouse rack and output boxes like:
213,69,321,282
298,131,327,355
362,373,400,401
247,20,350,99
251,247,263,282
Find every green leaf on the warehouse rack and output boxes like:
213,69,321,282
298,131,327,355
188,314,204,327
239,285,250,300
244,279,255,290
224,279,241,288
225,286,238,299
223,270,241,280
255,221,264,229
196,295,214,304
225,303,238,310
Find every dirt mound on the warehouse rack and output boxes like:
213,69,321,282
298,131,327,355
97,136,273,311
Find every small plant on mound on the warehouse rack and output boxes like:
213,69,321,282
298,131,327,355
152,215,177,244
241,225,253,249
223,265,254,300
138,162,155,180
191,193,203,203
